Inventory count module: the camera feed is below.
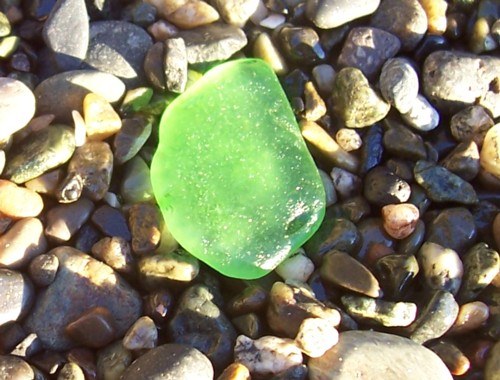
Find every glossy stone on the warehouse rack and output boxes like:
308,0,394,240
364,166,411,206
375,254,419,299
151,59,325,279
0,269,33,327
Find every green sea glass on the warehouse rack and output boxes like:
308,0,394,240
151,59,325,279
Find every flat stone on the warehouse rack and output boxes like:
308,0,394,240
84,21,153,86
83,93,122,141
91,205,131,241
306,0,380,29
42,0,89,70
164,38,188,93
0,269,33,327
0,180,44,218
0,78,36,140
120,344,213,380
338,27,401,80
423,51,500,117
120,156,154,204
45,198,95,242
113,117,152,165
34,70,125,123
24,246,142,350
309,331,452,380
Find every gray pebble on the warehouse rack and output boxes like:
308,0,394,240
383,119,427,160
306,0,380,29
440,141,480,181
379,58,419,114
0,269,33,328
364,166,411,206
401,94,440,132
165,37,188,93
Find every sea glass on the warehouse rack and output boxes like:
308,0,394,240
151,59,325,279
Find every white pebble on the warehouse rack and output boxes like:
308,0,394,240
401,94,440,132
72,110,87,147
312,64,336,94
259,13,286,29
295,318,339,358
103,192,121,208
275,249,315,282
250,0,268,24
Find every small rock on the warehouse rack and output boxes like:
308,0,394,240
45,198,94,242
0,355,36,379
441,141,480,181
480,123,500,179
306,0,380,29
164,38,188,93
381,203,419,239
144,42,164,90
375,254,419,298
234,335,303,377
331,68,390,128
427,341,470,376
4,125,75,184
120,344,213,380
91,237,134,275
214,0,258,27
337,27,401,80
303,81,326,121
379,57,419,113
320,250,382,298
34,70,125,123
308,331,452,380
0,269,33,327
341,294,417,327
252,32,288,76
330,167,361,200
58,362,85,380
28,253,59,287
382,119,427,160
418,242,463,295
371,0,428,50
414,160,478,205
128,203,162,255
335,128,362,152
91,205,131,241
294,317,339,358
24,169,64,197
226,285,268,317
278,26,325,65
311,64,335,94
166,0,219,29
359,124,384,175
450,105,494,146
83,93,122,141
113,117,152,165
275,250,314,283
217,363,251,380
356,217,396,263
96,340,132,380
0,180,43,218
0,78,35,140
122,316,158,350
448,301,490,335
120,156,155,204
401,94,440,132
0,218,47,269
364,166,411,206
65,306,117,349
318,169,337,207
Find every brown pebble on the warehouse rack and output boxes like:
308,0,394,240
463,339,493,369
128,203,162,255
217,363,251,380
381,203,420,239
25,169,64,197
65,307,117,349
166,0,220,29
448,301,489,336
0,179,44,218
428,340,470,376
0,217,47,268
143,289,175,326
28,253,59,287
45,198,95,242
83,93,122,141
67,348,97,380
122,316,158,350
91,236,134,275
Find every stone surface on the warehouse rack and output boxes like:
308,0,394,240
306,0,380,29
64,306,117,348
164,37,188,93
381,203,419,239
401,94,440,132
0,180,43,218
379,58,419,113
24,246,142,350
45,198,94,242
0,78,36,140
34,70,125,123
0,269,33,327
83,92,122,141
128,203,162,255
42,0,89,70
84,21,153,86
91,205,131,241
383,120,427,160
279,26,325,65
450,105,494,145
308,331,452,379
375,254,419,299
0,355,35,379
364,166,411,206
113,117,152,165
122,316,158,350
121,344,213,380
441,141,480,181
214,0,258,27
91,236,133,275
294,317,338,358
480,123,500,178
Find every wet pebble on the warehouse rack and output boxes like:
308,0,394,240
120,343,213,380
356,217,395,263
45,198,94,242
217,362,251,380
113,117,152,166
381,203,419,240
278,26,325,65
0,78,35,140
308,330,452,379
64,306,117,349
0,269,33,327
335,128,362,152
120,156,155,204
91,205,131,241
58,362,85,380
359,123,384,175
122,316,157,350
480,123,500,179
375,254,419,299
91,236,133,275
330,167,361,200
164,37,188,93
364,166,411,206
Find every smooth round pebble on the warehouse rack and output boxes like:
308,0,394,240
0,180,44,218
0,78,36,140
381,203,419,239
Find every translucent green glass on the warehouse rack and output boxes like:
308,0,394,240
151,59,325,279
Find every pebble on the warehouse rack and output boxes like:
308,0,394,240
84,21,153,86
381,203,420,239
337,27,401,80
0,355,36,379
113,117,152,166
64,306,117,349
120,344,213,380
0,78,35,140
214,0,258,27
91,205,131,241
306,0,380,29
311,64,335,94
144,42,165,90
0,269,33,327
320,250,382,298
122,316,157,350
401,94,440,132
422,51,500,118
226,285,268,317
308,331,452,379
83,93,122,141
0,180,43,218
232,313,264,339
330,167,361,200
278,26,325,65
448,301,490,335
58,362,85,380
24,246,142,350
370,0,428,51
267,282,341,338
341,294,417,327
34,70,126,123
0,218,47,269
414,160,478,205
457,242,499,304
275,250,314,282
379,58,419,114
441,141,480,181
318,169,337,207
165,38,188,93
359,123,384,175
120,156,155,204
177,23,247,64
303,81,326,121
331,67,390,128
418,241,463,295
375,254,419,299
24,169,63,197
28,253,59,287
252,32,288,76
166,0,219,30
91,236,133,275
138,248,199,288
428,341,470,376
426,207,477,254
363,166,411,206
484,341,500,380
167,284,236,371
335,128,362,152
217,363,251,380
234,335,303,377
42,0,88,71
450,105,494,146
481,123,500,179
66,141,113,202
294,317,339,358
419,0,448,35
383,119,427,160
409,290,459,344
45,198,94,242
128,203,162,255
356,217,395,263
96,340,132,380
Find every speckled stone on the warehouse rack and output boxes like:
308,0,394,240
0,269,33,327
441,141,480,181
450,105,494,146
0,355,36,379
364,166,411,206
379,58,419,114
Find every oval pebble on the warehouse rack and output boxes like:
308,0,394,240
381,203,419,240
0,180,43,218
0,269,34,327
0,78,35,140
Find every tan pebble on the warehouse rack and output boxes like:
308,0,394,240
25,169,64,197
252,32,288,75
147,20,179,41
91,237,134,275
0,179,44,218
450,105,493,146
448,301,489,335
83,93,122,141
480,123,500,178
381,203,419,239
122,316,158,350
303,81,326,121
129,203,162,255
65,306,117,349
335,128,362,152
470,17,496,54
419,0,447,34
145,0,188,18
0,217,47,268
57,362,85,380
217,363,251,380
72,110,86,147
295,317,339,358
166,0,219,29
